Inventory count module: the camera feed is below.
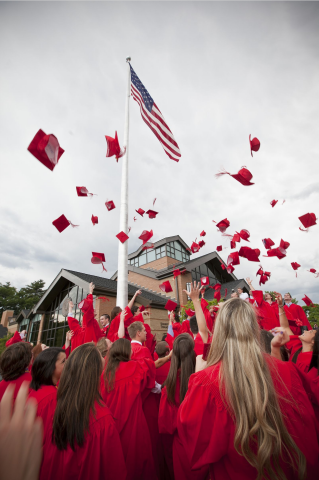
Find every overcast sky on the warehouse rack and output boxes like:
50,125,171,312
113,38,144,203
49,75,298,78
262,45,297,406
0,1,319,304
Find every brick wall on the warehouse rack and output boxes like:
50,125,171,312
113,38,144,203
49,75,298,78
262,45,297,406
1,310,14,328
140,256,180,271
94,296,117,327
128,271,177,300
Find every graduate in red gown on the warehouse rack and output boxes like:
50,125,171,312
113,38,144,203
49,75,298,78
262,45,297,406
67,282,103,351
283,292,312,331
99,313,111,337
155,341,171,384
101,338,156,480
40,343,126,480
0,342,32,401
107,289,142,342
131,306,156,357
28,347,66,435
180,315,192,336
159,333,196,480
174,284,319,480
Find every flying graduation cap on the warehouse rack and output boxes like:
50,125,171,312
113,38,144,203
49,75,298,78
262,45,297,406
249,135,261,157
116,231,129,243
299,213,317,232
142,242,154,250
136,208,145,217
139,229,153,244
262,238,275,250
191,242,200,254
200,276,209,286
216,245,223,252
165,299,177,311
105,200,116,211
198,240,205,248
216,167,254,186
28,129,64,171
76,187,95,197
159,281,173,293
105,131,126,162
237,229,250,242
91,252,107,273
302,295,314,307
52,214,78,233
91,215,98,226
146,210,158,219
270,200,278,208
291,262,301,277
227,251,240,266
214,218,230,233
238,246,260,262
200,231,206,237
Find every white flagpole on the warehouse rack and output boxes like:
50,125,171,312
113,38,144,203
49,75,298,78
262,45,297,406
116,57,131,308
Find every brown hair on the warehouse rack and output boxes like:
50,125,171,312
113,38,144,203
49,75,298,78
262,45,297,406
164,333,195,405
31,344,43,363
131,305,139,315
96,338,109,358
103,339,131,392
207,298,306,480
127,321,143,339
0,342,32,381
52,344,103,450
155,341,170,358
111,306,122,321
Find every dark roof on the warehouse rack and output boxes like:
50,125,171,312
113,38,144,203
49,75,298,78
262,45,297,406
128,235,190,260
15,309,31,324
204,279,250,301
65,270,170,306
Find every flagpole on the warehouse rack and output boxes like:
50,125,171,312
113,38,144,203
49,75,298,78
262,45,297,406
116,57,131,308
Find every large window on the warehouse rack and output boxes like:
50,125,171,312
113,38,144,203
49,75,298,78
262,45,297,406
129,241,190,267
191,264,221,286
19,318,30,333
28,314,41,344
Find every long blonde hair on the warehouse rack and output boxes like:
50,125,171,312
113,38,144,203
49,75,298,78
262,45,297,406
207,298,306,480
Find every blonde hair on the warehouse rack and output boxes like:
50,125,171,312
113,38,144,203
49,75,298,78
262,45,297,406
207,298,306,480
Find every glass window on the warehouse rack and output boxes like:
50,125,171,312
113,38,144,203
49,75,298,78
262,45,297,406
175,250,182,261
147,249,156,263
160,246,166,254
139,254,147,266
174,241,181,251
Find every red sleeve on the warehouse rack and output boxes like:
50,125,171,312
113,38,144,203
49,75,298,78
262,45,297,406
286,335,302,358
62,345,71,359
201,299,213,332
6,331,22,347
296,352,313,373
166,332,174,350
67,315,82,335
107,315,120,342
172,323,182,338
144,323,156,358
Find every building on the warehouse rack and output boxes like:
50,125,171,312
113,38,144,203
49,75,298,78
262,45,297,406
1,235,249,346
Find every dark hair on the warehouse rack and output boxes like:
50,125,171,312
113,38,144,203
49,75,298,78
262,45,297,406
104,339,131,392
128,321,143,339
52,344,103,450
0,342,32,381
308,329,319,372
155,341,170,358
111,306,122,321
189,316,198,335
161,333,167,341
164,333,195,405
131,305,139,315
100,314,110,321
30,348,64,391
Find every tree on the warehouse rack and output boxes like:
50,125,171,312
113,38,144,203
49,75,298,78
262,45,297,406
180,298,218,321
0,280,46,317
302,304,319,329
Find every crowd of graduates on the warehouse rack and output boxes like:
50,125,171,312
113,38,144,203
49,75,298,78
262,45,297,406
0,280,319,480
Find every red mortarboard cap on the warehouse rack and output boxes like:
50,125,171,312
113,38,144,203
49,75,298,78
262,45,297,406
142,242,154,250
28,129,64,171
91,252,106,263
227,264,235,274
214,290,221,302
252,290,263,307
185,308,195,317
291,262,301,277
105,200,116,211
302,295,314,307
227,251,240,266
230,240,236,249
116,231,129,243
217,245,223,252
201,276,209,286
299,213,317,231
239,246,260,262
215,167,254,186
238,229,250,242
213,283,221,291
191,242,200,254
262,238,275,250
139,229,153,244
173,268,181,278
200,231,206,237
91,215,98,226
76,187,95,197
105,131,125,161
146,209,158,219
165,299,177,311
159,281,173,293
264,271,271,278
264,247,286,260
233,233,241,243
259,274,269,286
215,218,230,233
256,266,263,276
198,240,205,248
309,268,317,274
249,134,261,157
52,215,78,233
78,297,91,312
280,239,290,250
270,200,278,208
136,208,145,217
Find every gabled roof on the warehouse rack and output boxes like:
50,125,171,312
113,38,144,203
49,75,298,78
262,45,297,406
128,235,190,259
32,268,173,313
15,309,31,324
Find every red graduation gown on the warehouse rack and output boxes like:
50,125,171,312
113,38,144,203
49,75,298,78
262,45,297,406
253,300,279,330
156,361,171,385
67,294,103,351
39,399,126,480
201,299,214,332
286,335,313,373
181,319,192,335
101,360,156,480
0,371,32,401
107,306,134,342
133,313,156,357
285,303,312,331
194,334,212,357
174,357,319,480
5,330,22,347
28,385,57,439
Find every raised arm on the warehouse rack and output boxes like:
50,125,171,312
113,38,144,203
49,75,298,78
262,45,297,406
67,300,82,335
183,282,208,344
270,329,290,360
127,289,142,311
118,310,127,339
274,292,294,336
155,349,172,369
246,277,255,292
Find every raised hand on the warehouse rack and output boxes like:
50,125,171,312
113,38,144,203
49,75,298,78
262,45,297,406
183,281,204,302
68,300,74,313
274,292,283,306
89,282,95,295
271,328,290,348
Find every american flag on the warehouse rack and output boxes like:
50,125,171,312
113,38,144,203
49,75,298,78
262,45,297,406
130,64,181,162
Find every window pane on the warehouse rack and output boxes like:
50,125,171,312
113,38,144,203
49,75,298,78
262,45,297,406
139,254,147,266
54,328,65,347
175,250,182,261
147,250,156,262
174,241,181,250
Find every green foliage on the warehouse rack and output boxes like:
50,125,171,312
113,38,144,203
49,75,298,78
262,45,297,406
0,333,13,356
180,298,218,321
302,304,319,329
265,291,298,304
0,280,46,316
